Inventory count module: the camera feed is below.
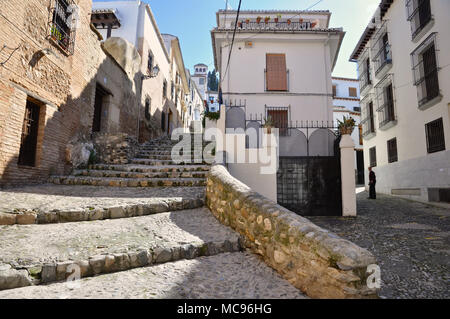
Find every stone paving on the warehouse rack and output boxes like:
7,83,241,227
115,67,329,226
0,252,307,299
0,208,241,268
308,191,450,299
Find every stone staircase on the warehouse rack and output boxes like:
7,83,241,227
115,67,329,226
49,136,211,188
0,135,306,299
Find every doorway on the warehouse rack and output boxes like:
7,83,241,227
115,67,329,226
168,109,173,136
18,98,42,167
92,84,109,133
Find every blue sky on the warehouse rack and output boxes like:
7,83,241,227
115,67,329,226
94,0,381,78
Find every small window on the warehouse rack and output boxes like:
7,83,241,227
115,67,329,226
387,138,398,163
199,78,205,85
361,100,375,137
163,80,167,99
147,52,154,74
349,87,357,97
332,85,337,97
369,147,377,167
353,107,361,112
144,98,151,120
50,0,77,54
425,118,445,154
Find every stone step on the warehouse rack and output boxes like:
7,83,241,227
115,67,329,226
0,252,306,299
49,176,207,187
0,208,243,291
74,169,208,179
131,159,209,166
88,164,211,173
0,184,205,225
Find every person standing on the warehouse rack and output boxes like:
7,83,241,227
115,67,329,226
368,167,376,199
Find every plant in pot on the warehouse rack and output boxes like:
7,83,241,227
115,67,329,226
256,16,262,24
337,116,356,135
238,21,242,28
274,14,281,23
264,16,270,23
263,116,275,134
287,19,292,25
299,18,304,23
245,18,250,24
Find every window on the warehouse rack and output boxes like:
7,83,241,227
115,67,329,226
361,98,375,137
369,147,377,167
425,118,445,153
266,107,289,136
411,33,440,108
371,22,392,76
147,51,154,74
387,138,398,163
375,75,396,128
353,107,361,112
144,98,151,120
161,112,165,131
171,81,175,100
266,54,288,91
332,85,337,97
359,125,363,145
18,98,42,167
349,87,357,97
163,80,167,99
50,0,77,54
199,78,205,85
406,0,432,40
358,55,372,92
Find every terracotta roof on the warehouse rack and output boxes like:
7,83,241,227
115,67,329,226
332,76,358,82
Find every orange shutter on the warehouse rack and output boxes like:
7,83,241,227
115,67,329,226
266,54,287,91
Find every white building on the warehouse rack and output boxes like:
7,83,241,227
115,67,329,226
206,90,219,112
92,0,179,140
192,63,208,100
332,77,364,184
211,9,345,206
350,0,450,203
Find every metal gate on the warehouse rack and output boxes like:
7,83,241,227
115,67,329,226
277,125,342,216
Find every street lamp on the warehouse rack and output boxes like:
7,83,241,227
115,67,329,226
142,65,160,80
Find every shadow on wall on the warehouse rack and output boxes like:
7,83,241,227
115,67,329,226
0,39,146,189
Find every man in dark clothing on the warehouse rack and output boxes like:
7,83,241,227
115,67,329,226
368,167,376,199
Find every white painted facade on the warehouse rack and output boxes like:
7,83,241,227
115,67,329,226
206,91,219,112
212,10,344,125
92,0,178,139
350,0,450,202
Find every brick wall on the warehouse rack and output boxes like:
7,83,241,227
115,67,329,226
0,0,141,187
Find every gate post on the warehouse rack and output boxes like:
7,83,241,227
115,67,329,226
340,134,357,216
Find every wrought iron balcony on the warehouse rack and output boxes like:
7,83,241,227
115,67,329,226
50,0,77,54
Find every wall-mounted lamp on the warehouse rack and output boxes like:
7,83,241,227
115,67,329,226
142,65,160,80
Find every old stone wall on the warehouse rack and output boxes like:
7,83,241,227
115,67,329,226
0,0,141,188
206,164,379,299
92,133,139,165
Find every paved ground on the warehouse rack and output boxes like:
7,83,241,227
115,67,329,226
0,252,307,299
0,184,205,214
0,208,240,267
308,191,450,299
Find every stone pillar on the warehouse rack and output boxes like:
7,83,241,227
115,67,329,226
340,134,357,216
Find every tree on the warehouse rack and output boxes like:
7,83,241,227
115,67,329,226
207,69,219,91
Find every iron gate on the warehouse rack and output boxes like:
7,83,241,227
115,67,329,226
277,127,342,216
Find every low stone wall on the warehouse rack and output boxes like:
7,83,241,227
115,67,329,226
206,165,378,299
93,133,139,165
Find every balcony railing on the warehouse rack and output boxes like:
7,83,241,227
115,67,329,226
377,101,396,128
406,0,432,39
373,41,392,75
361,116,375,137
50,0,76,54
238,21,316,31
358,68,372,92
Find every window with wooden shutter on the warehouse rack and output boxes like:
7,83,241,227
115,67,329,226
349,87,357,97
266,54,287,91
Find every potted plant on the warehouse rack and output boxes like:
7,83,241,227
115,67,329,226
299,18,304,23
287,19,292,25
238,21,243,28
256,16,262,24
245,18,250,24
274,14,281,23
311,22,317,28
264,16,271,23
337,116,356,135
263,116,274,134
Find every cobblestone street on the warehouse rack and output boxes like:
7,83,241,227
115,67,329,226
309,191,450,299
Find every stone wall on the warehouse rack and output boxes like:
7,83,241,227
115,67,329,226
206,164,379,299
92,133,139,165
